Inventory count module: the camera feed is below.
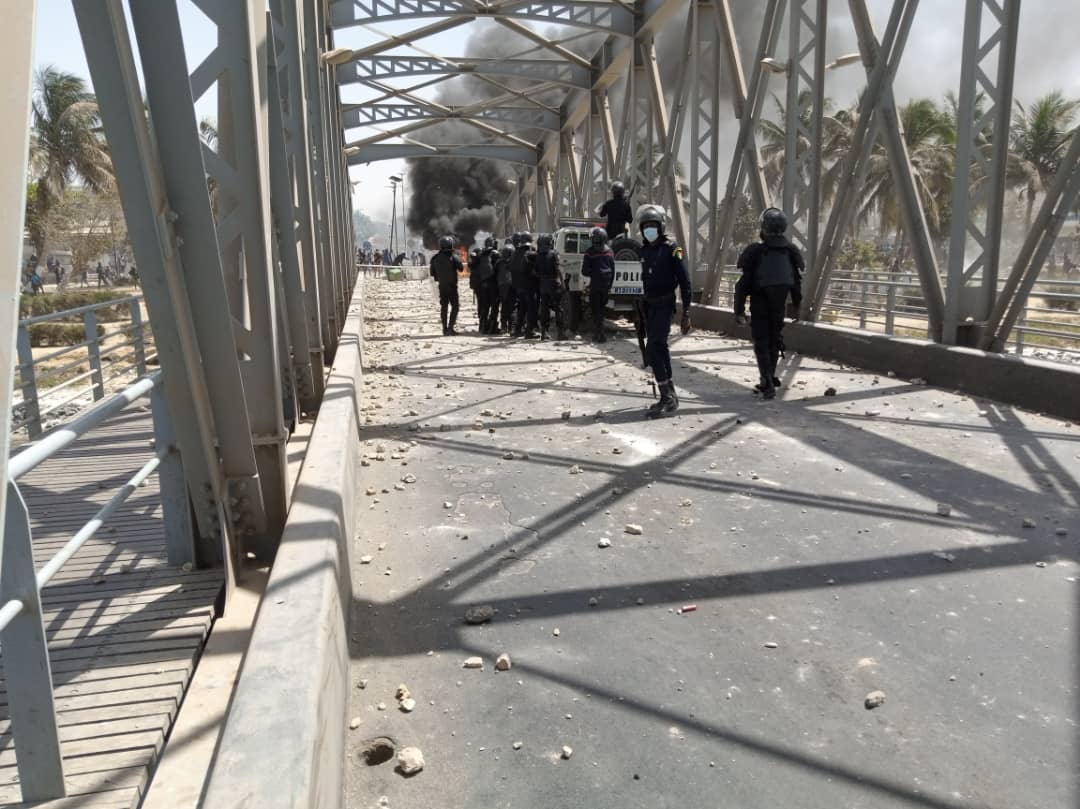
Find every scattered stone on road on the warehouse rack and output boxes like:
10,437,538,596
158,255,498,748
443,501,454,509
824,387,838,397
349,716,362,730
400,698,417,712
397,747,425,775
569,465,583,475
464,605,495,625
395,684,411,701
463,657,484,669
763,641,778,649
1022,517,1036,528
598,537,612,548
553,628,561,637
865,691,887,709
561,746,574,760
624,524,643,535
495,653,512,671
937,503,952,517
512,741,523,750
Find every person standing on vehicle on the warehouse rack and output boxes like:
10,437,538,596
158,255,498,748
495,241,515,334
581,227,615,343
639,205,691,419
430,235,463,336
469,237,500,334
596,181,634,242
510,232,539,339
534,234,567,341
734,208,803,400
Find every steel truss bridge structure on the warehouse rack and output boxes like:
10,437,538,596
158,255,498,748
0,0,1077,805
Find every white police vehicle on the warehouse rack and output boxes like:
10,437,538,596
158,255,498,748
551,217,644,331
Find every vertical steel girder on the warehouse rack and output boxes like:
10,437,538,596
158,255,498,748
803,0,918,318
0,0,37,546
688,1,721,275
195,0,289,553
943,0,1021,343
268,0,328,406
303,0,342,355
782,0,827,273
641,40,690,254
267,21,320,415
703,0,783,304
75,0,246,577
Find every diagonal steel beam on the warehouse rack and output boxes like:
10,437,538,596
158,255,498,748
802,0,919,320
493,17,593,69
849,0,946,340
350,16,476,58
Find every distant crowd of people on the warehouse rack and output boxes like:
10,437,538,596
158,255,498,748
357,247,426,267
22,254,139,294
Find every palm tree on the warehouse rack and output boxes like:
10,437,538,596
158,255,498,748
1010,91,1080,229
858,98,955,253
758,91,848,199
27,66,112,263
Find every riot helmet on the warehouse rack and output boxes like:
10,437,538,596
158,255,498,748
537,234,554,251
589,227,607,247
511,232,522,247
637,204,667,243
438,235,454,251
760,207,788,236
484,236,497,250
611,181,625,199
519,232,534,246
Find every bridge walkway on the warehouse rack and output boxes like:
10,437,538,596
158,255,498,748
0,407,221,809
344,279,1077,809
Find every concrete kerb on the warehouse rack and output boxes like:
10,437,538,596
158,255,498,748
202,295,363,809
691,305,1080,421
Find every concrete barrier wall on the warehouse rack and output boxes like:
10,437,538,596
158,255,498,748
691,305,1080,421
202,296,362,809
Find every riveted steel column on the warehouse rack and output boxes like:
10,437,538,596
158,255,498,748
268,0,327,404
76,0,246,579
303,0,341,355
2,484,65,800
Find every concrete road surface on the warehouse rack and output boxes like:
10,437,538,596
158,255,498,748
345,279,1078,809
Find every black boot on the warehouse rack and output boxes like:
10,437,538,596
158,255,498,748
646,382,678,419
752,338,775,398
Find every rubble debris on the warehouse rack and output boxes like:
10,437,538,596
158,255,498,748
397,746,425,775
495,653,512,671
463,657,484,669
464,605,495,625
624,524,643,535
864,691,886,709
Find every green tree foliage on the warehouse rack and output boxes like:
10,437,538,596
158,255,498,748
28,66,113,261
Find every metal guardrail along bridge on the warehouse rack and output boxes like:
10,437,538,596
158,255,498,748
0,1,1078,808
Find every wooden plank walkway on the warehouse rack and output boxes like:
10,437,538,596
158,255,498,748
0,406,222,808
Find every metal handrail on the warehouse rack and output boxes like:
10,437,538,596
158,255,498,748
9,372,160,479
18,294,142,326
13,295,151,438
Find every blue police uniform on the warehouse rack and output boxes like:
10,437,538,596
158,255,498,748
640,236,691,386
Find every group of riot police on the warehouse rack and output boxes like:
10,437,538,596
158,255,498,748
427,184,805,416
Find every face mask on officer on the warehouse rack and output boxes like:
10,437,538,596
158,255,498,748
643,226,660,243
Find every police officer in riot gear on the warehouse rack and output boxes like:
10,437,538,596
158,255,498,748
495,242,515,334
470,236,500,334
638,204,691,418
734,208,804,400
534,234,567,341
581,227,615,343
429,235,463,336
510,232,539,338
597,181,633,242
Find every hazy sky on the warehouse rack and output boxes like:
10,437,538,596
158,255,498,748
32,0,1080,223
